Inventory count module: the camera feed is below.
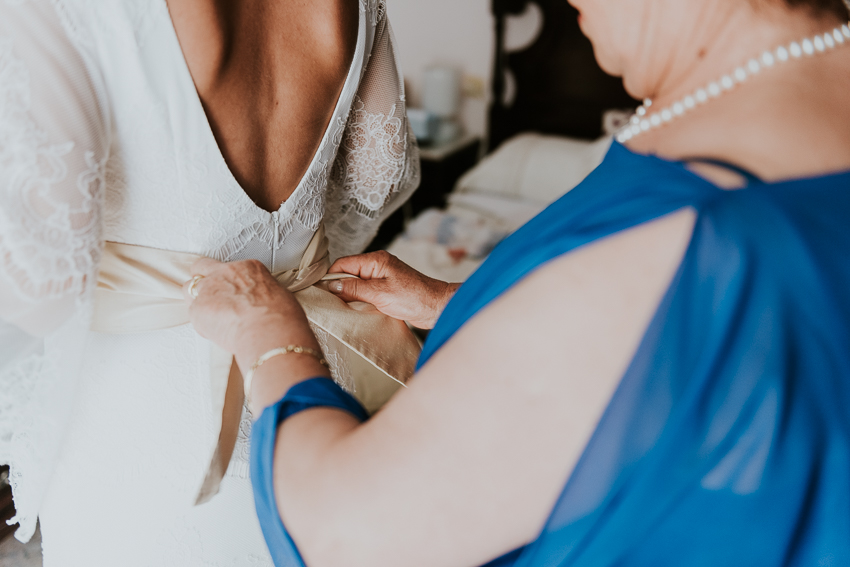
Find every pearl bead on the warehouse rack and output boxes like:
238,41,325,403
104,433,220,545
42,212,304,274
790,42,803,58
617,23,850,144
802,38,815,55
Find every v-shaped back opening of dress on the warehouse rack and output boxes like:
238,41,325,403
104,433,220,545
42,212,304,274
162,1,368,215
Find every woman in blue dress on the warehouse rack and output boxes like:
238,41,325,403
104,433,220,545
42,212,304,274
183,0,850,564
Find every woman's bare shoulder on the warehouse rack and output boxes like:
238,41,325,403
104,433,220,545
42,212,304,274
422,207,697,412
303,209,698,566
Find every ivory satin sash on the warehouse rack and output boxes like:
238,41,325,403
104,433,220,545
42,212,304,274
92,226,420,504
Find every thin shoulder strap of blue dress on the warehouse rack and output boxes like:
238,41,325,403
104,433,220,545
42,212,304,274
683,157,765,185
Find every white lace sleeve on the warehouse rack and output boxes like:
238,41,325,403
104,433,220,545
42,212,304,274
0,0,108,541
324,5,421,260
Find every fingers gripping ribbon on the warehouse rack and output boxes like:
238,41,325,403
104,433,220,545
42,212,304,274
90,225,421,504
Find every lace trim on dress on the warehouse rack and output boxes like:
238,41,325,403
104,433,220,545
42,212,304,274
0,19,106,540
0,37,105,302
331,96,407,218
325,116,420,259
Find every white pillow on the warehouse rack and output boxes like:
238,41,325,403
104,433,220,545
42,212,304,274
454,133,612,205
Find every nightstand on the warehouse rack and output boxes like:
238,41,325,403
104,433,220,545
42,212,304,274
367,134,481,252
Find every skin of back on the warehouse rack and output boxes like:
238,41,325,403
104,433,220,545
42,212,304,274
166,0,359,211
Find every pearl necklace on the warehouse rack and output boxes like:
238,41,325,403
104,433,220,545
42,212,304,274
617,22,850,143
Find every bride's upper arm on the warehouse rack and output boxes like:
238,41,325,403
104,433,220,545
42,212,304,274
324,9,420,260
280,209,697,567
0,1,109,336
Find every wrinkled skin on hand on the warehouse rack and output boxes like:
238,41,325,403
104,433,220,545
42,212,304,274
327,251,459,329
183,258,320,365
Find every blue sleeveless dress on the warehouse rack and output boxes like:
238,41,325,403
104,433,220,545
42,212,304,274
252,141,850,566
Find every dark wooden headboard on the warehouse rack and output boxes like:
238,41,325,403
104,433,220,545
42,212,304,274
489,0,637,150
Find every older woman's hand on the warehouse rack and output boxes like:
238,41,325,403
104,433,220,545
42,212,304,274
327,251,459,329
183,258,322,371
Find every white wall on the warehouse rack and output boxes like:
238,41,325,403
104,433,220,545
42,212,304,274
387,0,494,138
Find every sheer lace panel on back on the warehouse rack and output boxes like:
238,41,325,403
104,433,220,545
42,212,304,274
325,9,420,259
0,0,107,335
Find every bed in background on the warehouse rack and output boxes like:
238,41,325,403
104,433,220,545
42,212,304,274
387,0,637,282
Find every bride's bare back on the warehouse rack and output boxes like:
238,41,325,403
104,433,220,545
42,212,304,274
167,0,358,211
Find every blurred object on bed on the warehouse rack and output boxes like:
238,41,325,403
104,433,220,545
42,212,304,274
368,135,482,253
490,0,637,149
387,134,611,281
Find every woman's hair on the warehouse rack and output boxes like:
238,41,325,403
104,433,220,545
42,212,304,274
784,0,849,20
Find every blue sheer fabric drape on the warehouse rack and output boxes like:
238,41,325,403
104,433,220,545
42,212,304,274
251,378,368,565
252,142,850,566
424,142,850,566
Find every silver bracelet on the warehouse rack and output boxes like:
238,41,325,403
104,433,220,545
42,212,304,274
244,345,329,401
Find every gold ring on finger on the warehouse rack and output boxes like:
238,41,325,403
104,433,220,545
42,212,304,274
188,274,205,299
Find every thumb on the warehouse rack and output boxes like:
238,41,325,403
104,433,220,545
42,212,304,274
327,277,383,305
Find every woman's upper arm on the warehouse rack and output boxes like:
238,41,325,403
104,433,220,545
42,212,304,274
0,0,109,336
276,210,697,567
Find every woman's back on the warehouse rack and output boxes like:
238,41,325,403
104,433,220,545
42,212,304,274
168,0,360,211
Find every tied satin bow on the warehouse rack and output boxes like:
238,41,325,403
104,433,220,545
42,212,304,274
92,226,420,504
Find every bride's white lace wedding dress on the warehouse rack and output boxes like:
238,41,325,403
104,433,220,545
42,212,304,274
0,0,419,564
